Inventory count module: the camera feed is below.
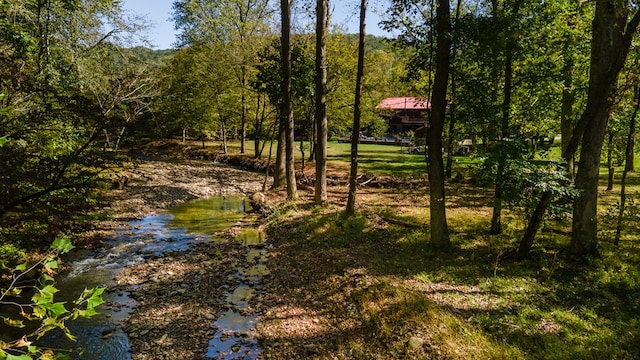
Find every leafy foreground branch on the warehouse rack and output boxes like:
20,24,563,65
0,238,104,360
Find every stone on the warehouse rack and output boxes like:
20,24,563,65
408,336,425,349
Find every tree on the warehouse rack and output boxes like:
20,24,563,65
566,1,640,257
519,0,640,259
160,44,236,147
0,0,147,221
172,0,274,152
346,0,367,215
426,0,451,249
281,0,297,200
315,0,329,205
614,84,639,245
488,0,524,235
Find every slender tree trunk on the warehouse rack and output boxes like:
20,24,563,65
428,0,452,249
489,0,521,235
314,0,328,205
606,129,614,191
281,0,297,200
271,114,286,189
241,98,247,153
561,45,576,180
346,0,367,215
615,85,639,245
625,94,637,173
254,93,263,158
517,191,553,257
445,0,463,180
221,121,228,154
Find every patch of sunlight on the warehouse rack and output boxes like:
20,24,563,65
261,305,330,338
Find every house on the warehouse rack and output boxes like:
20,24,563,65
376,97,430,134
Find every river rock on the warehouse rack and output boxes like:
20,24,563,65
408,336,425,349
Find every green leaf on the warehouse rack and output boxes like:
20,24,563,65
73,308,98,319
86,288,105,309
46,302,68,317
34,285,59,305
43,259,58,270
40,274,55,283
14,263,27,272
0,136,7,147
33,306,46,319
6,354,33,360
50,238,74,254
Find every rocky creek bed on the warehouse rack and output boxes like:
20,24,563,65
89,157,271,359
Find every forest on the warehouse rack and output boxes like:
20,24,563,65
2,0,640,359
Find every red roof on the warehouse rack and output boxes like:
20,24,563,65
376,97,431,110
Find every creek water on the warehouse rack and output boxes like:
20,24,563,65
3,195,265,359
205,229,267,360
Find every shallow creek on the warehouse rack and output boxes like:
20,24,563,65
32,195,266,359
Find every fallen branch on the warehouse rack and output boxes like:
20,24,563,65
380,215,424,228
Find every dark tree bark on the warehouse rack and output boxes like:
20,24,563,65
519,1,640,259
241,65,247,154
570,2,640,257
606,128,614,191
427,0,451,249
445,0,463,180
615,85,639,245
346,0,367,215
271,115,286,189
561,43,576,180
281,0,297,200
314,0,328,205
489,0,522,235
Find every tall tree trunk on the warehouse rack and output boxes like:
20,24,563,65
254,93,263,158
314,0,328,205
221,120,228,154
445,0,463,180
241,87,247,154
625,92,637,172
615,85,640,245
570,2,640,258
428,0,451,249
606,128,614,191
271,113,286,189
489,0,521,235
561,44,576,180
281,0,297,200
346,0,367,215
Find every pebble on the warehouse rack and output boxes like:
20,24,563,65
408,336,425,349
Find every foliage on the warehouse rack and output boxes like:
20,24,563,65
0,0,153,227
478,138,579,221
0,238,104,360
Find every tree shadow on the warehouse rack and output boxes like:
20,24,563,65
259,209,640,359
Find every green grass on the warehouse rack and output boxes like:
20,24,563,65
221,139,480,177
264,205,640,359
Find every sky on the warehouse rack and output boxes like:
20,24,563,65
121,0,395,49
